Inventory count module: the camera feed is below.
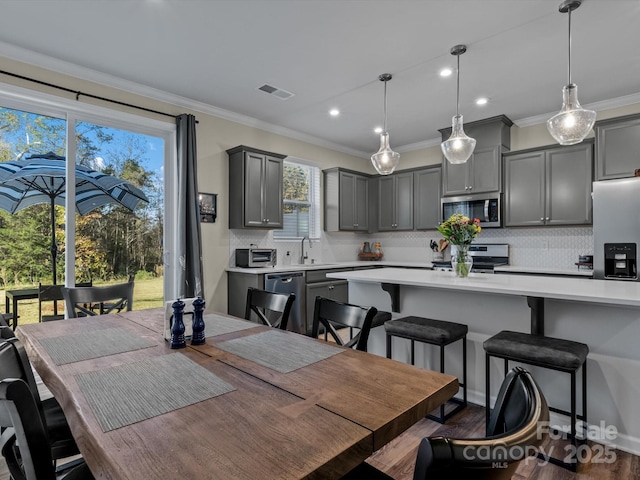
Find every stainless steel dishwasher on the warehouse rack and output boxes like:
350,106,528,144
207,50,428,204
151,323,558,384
264,271,306,334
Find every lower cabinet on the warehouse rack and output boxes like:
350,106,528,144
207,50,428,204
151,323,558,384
305,268,351,334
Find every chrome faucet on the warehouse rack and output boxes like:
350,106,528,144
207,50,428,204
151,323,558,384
300,236,311,264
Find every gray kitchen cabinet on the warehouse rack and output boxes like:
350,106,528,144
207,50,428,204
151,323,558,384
378,171,414,231
504,141,593,227
324,168,374,232
305,268,352,334
414,166,442,230
594,113,640,180
228,145,286,229
440,115,512,196
227,271,264,319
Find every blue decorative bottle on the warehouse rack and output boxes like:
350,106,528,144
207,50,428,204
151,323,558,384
170,299,186,349
191,297,206,345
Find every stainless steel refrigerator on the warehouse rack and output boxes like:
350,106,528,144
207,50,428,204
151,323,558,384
593,177,640,281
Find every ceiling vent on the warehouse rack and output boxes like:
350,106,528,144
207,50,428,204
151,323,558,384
258,84,295,100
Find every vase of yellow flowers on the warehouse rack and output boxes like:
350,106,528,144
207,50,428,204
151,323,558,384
436,213,481,278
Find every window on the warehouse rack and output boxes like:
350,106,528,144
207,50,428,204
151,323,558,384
0,82,176,299
274,158,321,240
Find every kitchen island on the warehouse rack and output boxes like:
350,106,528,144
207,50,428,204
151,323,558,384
328,267,640,456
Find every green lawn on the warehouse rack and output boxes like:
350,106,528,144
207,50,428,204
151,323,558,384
2,277,164,326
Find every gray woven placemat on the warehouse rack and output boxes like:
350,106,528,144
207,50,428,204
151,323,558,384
39,327,156,365
204,313,258,337
76,353,235,432
216,329,344,373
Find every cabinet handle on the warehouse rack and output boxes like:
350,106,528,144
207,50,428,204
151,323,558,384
546,217,550,221
540,217,544,221
266,218,269,222
328,285,334,290
468,186,473,190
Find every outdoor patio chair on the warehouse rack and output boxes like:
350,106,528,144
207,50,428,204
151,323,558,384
62,281,134,318
39,282,93,322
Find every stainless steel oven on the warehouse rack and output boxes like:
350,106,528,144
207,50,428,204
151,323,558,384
442,193,501,228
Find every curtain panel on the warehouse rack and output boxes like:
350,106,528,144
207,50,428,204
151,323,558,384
176,114,204,298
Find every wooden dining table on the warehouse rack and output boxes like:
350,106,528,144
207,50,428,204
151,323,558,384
16,307,458,480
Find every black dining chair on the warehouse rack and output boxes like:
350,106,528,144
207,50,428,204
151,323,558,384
310,296,377,352
0,377,94,480
62,281,134,318
0,337,82,475
342,366,550,480
244,287,295,330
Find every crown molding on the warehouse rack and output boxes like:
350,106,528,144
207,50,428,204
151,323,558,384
396,137,441,153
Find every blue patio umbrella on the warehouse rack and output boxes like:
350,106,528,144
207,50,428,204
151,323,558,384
0,152,149,284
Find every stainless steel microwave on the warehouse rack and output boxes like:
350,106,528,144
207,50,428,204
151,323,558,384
442,193,502,228
235,248,277,268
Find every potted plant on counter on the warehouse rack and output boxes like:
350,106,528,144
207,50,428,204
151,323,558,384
436,214,481,277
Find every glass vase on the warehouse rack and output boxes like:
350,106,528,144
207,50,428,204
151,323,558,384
452,245,473,278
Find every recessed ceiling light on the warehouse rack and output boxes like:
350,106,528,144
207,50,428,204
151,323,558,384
374,127,383,134
329,108,340,116
440,68,453,77
476,97,488,106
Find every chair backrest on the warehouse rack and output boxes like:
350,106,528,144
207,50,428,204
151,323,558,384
38,283,65,322
39,282,94,322
63,281,134,318
412,367,549,480
0,377,57,480
310,296,377,352
244,288,295,330
0,338,45,417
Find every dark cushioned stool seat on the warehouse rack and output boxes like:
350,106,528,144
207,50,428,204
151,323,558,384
384,316,467,344
385,316,468,423
484,330,588,472
484,330,588,370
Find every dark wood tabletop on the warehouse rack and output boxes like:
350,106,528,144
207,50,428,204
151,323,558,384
16,308,457,479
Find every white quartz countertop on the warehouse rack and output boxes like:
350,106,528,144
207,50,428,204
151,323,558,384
327,267,640,307
494,265,593,277
225,261,433,275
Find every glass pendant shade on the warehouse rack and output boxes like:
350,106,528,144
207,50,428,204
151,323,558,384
371,132,400,175
547,83,596,145
441,114,476,165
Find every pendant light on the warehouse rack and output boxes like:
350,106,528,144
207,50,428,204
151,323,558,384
441,45,476,165
546,0,596,145
371,73,400,175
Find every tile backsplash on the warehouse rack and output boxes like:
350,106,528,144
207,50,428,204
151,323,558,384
229,226,593,270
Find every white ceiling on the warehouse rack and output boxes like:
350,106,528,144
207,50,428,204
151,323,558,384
0,0,639,159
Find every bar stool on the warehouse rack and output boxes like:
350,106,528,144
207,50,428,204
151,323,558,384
484,330,588,472
385,316,468,423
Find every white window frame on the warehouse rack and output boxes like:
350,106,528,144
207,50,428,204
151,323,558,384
274,157,321,241
0,81,178,300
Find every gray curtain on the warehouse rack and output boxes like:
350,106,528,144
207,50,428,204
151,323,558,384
176,114,204,297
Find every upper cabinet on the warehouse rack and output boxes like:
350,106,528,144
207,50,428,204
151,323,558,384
595,113,640,180
378,171,414,231
414,166,442,230
324,168,374,232
504,141,593,227
440,115,513,196
228,145,286,229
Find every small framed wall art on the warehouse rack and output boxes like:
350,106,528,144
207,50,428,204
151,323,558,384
198,193,217,223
